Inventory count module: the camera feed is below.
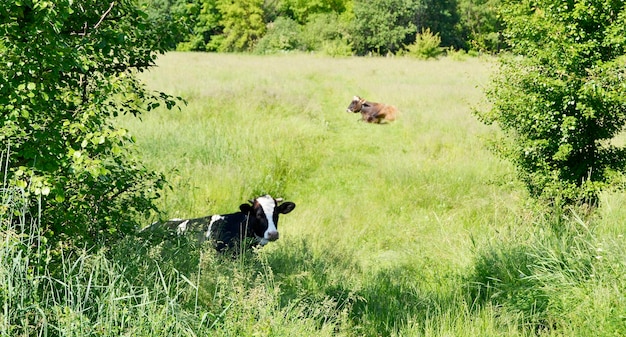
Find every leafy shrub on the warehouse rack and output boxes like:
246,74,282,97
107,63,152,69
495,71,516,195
301,13,351,53
254,13,353,55
171,0,223,52
0,1,179,251
350,0,418,55
275,0,350,24
458,0,504,53
139,0,187,50
216,0,266,52
445,48,470,61
475,0,626,208
254,17,303,54
321,38,354,57
176,34,208,51
404,28,444,59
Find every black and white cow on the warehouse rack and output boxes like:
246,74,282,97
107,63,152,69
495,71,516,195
146,195,296,252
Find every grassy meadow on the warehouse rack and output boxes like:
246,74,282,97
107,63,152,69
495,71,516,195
130,52,518,267
3,52,626,336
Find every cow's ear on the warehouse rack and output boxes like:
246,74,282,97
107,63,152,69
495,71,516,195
277,202,296,214
240,203,253,213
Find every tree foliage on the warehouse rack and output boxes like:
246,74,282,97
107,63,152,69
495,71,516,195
172,0,223,51
0,0,180,249
351,0,420,55
301,12,353,55
458,0,503,52
138,0,187,50
141,0,499,55
415,0,464,49
276,0,349,24
349,0,464,55
254,16,302,53
217,0,266,52
254,12,352,55
404,28,443,59
476,0,626,207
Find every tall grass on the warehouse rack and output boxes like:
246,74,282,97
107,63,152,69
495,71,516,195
122,53,626,336
466,210,626,335
2,53,626,336
129,53,517,267
0,188,347,336
0,150,204,336
1,145,350,336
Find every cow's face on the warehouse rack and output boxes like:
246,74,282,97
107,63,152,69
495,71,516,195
346,96,365,113
240,195,296,245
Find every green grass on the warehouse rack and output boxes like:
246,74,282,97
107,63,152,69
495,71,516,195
2,52,626,336
129,53,518,268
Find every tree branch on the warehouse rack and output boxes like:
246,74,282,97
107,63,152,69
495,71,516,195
93,2,115,31
67,2,116,36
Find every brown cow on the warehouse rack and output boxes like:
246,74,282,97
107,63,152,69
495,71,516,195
346,96,397,124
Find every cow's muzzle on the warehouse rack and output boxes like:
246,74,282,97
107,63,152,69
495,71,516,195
266,231,279,241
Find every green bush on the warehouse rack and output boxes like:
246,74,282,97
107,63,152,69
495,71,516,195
0,1,179,251
254,13,353,55
404,28,444,59
172,0,223,52
475,0,626,208
320,38,353,57
216,0,266,52
254,17,303,54
350,0,418,55
301,13,351,53
275,0,350,24
458,0,504,53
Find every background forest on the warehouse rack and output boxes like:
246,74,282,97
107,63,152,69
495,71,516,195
142,0,502,56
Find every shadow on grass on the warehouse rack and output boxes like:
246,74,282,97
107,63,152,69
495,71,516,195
464,218,599,334
266,239,360,321
266,239,458,336
109,235,464,336
107,234,204,290
350,264,447,336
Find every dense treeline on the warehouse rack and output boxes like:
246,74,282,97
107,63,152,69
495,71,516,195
141,0,503,56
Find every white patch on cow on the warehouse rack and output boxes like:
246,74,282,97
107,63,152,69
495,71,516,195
176,220,189,235
257,195,278,240
205,214,223,240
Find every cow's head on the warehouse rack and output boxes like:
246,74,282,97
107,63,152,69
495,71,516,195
346,95,366,113
240,195,296,245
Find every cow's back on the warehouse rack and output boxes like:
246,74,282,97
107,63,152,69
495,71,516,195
380,104,397,122
206,212,251,251
362,102,397,123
